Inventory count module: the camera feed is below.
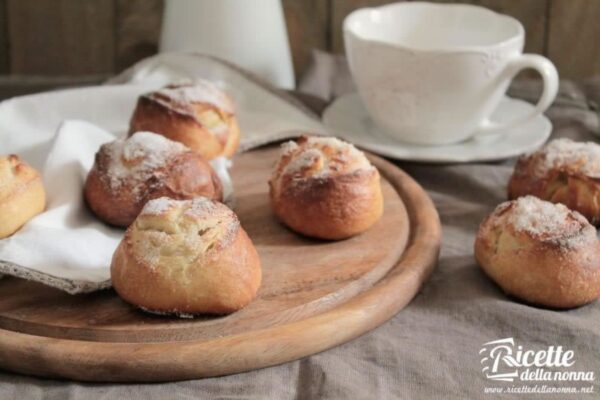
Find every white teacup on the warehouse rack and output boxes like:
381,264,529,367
344,2,558,145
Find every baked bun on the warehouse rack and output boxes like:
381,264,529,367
475,195,600,308
269,136,383,240
85,131,222,227
111,197,261,316
0,155,46,238
128,80,240,160
508,138,600,224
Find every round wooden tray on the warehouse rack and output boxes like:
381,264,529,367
0,146,441,382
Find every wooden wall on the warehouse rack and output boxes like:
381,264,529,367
0,0,163,77
0,0,598,88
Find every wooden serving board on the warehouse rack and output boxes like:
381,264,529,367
0,146,441,382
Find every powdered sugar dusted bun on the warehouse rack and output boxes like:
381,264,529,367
85,131,222,227
475,195,600,308
0,155,46,238
269,136,383,240
111,197,261,316
508,138,600,224
128,80,240,160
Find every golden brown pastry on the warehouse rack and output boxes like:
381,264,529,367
475,195,600,308
0,155,46,238
111,197,262,316
508,138,600,224
85,131,222,227
269,136,383,240
128,80,240,160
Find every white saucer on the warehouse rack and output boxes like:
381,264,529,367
322,93,552,163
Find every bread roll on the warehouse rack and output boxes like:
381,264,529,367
0,155,46,238
111,197,261,316
475,195,600,308
269,136,383,240
508,138,600,224
85,131,222,227
128,81,240,160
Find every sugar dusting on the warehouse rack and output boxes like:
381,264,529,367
103,132,187,196
141,197,175,215
534,138,600,178
184,196,222,218
281,140,299,155
153,80,234,114
509,196,577,234
279,136,373,179
134,197,238,269
284,148,323,174
141,196,223,218
498,195,595,248
306,136,358,151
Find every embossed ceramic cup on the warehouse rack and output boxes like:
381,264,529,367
344,2,559,145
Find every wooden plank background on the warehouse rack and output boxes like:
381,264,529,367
0,0,597,86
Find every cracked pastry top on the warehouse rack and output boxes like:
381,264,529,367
0,154,46,238
128,80,241,160
111,197,262,316
85,131,222,227
475,195,600,308
269,135,383,240
508,138,600,225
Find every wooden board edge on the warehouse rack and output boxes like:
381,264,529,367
0,155,442,382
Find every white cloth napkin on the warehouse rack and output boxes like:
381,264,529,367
0,54,326,294
0,121,119,292
107,53,327,148
0,120,233,293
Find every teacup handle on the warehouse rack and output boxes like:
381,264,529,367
476,54,558,134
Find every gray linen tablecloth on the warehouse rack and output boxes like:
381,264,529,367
1,53,600,399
